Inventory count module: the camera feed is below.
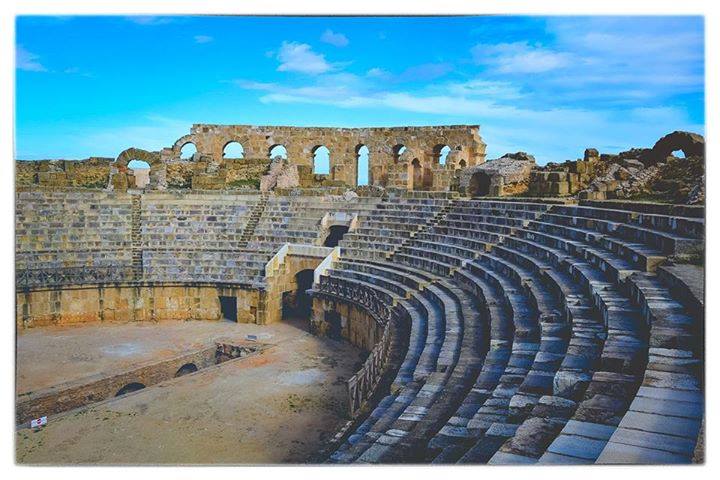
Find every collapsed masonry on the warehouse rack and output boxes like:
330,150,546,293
15,126,704,204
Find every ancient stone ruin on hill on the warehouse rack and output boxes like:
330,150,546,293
15,124,705,465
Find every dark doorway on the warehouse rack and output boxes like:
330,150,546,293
324,225,349,247
219,296,237,322
411,158,422,190
469,172,492,197
116,382,146,397
295,269,314,319
282,269,315,320
325,311,342,339
175,363,198,377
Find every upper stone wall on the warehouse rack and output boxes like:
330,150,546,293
17,124,487,192
163,124,487,189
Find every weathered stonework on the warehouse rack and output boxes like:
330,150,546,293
457,152,536,197
16,284,261,329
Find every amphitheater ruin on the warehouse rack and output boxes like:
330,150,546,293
15,124,704,464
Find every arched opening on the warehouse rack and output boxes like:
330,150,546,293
393,144,407,163
356,145,370,186
282,269,315,321
127,159,151,188
180,142,197,160
469,171,492,197
223,141,244,159
269,144,288,160
175,363,198,378
436,145,451,166
325,311,343,340
313,146,331,175
115,382,146,397
671,150,686,159
457,159,467,170
410,158,422,190
324,225,349,247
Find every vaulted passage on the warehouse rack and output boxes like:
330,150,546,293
324,225,349,247
116,382,146,397
282,269,315,321
175,363,198,377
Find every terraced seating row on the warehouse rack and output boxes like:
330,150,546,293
321,198,703,465
248,196,380,252
325,256,487,463
16,191,132,254
141,249,267,286
140,195,261,250
339,198,452,262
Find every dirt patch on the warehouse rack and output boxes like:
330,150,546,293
16,318,361,464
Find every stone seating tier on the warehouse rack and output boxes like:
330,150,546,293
14,192,703,464
326,198,702,464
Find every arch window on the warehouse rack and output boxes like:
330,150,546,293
180,142,197,160
393,144,407,163
223,141,245,158
356,145,370,186
436,145,451,166
269,144,288,160
127,159,151,188
313,146,331,175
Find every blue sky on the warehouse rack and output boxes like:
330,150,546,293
16,15,704,164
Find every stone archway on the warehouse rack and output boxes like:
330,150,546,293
113,148,164,190
469,171,492,197
282,269,315,321
649,131,705,165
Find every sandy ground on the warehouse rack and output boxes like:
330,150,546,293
16,318,364,464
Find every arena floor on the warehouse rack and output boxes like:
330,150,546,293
16,318,364,464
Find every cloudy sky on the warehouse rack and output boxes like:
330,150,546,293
16,15,704,164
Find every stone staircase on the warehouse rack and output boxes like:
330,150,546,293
238,193,269,248
386,201,455,262
130,194,143,280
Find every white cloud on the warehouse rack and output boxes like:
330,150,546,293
444,79,525,100
126,16,175,26
471,42,571,74
276,41,332,75
321,29,349,47
366,67,389,78
194,35,213,44
16,46,46,72
232,70,701,164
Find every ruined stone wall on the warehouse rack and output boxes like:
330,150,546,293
17,124,486,192
16,284,261,329
16,158,114,189
311,296,382,352
163,124,486,190
526,149,601,197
